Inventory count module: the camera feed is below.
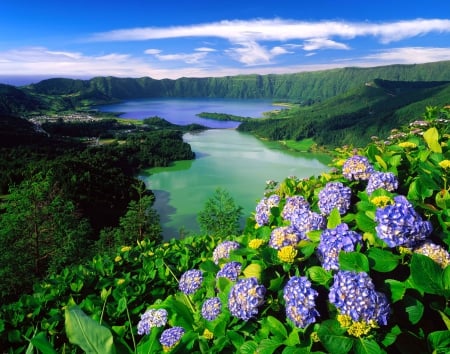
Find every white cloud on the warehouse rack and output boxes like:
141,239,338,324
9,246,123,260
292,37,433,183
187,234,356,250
363,47,450,64
145,49,208,64
195,47,216,52
302,38,350,51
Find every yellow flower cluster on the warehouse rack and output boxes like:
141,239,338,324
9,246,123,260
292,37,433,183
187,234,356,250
338,314,377,337
277,245,297,263
248,238,265,249
120,246,132,252
114,255,122,263
203,329,214,340
438,159,450,170
370,196,393,208
398,142,418,149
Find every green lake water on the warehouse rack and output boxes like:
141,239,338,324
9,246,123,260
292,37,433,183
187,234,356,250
140,129,331,239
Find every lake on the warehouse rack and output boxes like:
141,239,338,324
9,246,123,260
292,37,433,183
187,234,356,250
99,98,331,239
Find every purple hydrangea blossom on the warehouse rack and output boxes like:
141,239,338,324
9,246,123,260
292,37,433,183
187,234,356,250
255,194,280,226
216,261,242,281
228,277,266,320
366,171,399,195
290,208,326,234
212,240,240,264
375,195,432,247
269,226,303,250
159,326,185,350
329,271,390,326
201,297,222,321
318,182,352,215
178,269,203,295
317,223,363,270
282,195,310,221
137,308,168,335
342,155,374,181
283,276,319,328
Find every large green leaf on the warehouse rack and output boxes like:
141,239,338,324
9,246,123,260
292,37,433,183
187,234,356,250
410,253,444,295
367,248,399,272
29,332,57,354
428,330,450,352
423,127,442,153
354,338,383,354
65,306,115,354
317,320,354,354
403,295,424,325
339,252,369,272
307,266,332,286
265,316,288,338
256,338,284,354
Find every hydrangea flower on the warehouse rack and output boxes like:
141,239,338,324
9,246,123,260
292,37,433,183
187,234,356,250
216,261,242,281
137,308,168,335
283,276,319,328
290,208,326,234
329,271,390,327
255,194,280,226
414,242,450,268
179,269,203,295
282,195,310,221
228,277,266,320
317,223,363,270
342,155,374,181
269,226,303,250
159,326,185,351
201,297,222,321
277,245,297,263
318,182,352,215
212,241,240,264
366,171,399,195
375,195,432,247
248,238,265,249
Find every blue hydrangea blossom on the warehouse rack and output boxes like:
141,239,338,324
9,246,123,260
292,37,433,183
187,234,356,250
255,194,280,226
216,261,242,281
375,195,432,247
159,326,185,351
289,208,326,234
212,240,240,264
342,155,374,181
269,226,303,250
366,171,399,195
228,277,266,320
137,308,168,335
282,195,310,221
283,276,319,328
317,223,363,270
329,271,390,326
318,182,352,215
201,297,222,321
179,269,203,295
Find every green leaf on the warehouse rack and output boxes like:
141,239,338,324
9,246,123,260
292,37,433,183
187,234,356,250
317,320,353,354
438,310,450,330
339,252,369,272
355,212,376,233
374,155,387,171
265,316,288,338
354,338,383,354
239,341,258,354
381,325,402,347
410,253,444,295
385,279,406,303
268,275,285,291
30,332,57,354
200,260,219,273
327,208,342,229
65,306,115,354
284,328,300,346
428,330,450,352
403,295,424,325
367,248,399,272
443,264,450,290
256,338,284,354
423,127,442,153
307,266,332,286
227,331,245,348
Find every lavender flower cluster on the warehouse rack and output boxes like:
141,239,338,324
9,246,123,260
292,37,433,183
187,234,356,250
329,270,390,326
137,308,168,335
318,181,352,215
342,155,374,181
317,223,363,270
160,326,185,351
216,261,242,281
366,171,398,195
375,195,432,247
201,297,222,321
283,276,319,328
255,194,280,226
269,226,303,250
228,277,266,320
179,269,203,295
212,240,240,264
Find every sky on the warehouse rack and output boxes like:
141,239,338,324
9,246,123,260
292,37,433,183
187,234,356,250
1,0,450,85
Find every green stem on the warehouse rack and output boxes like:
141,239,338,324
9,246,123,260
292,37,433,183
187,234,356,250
124,298,137,353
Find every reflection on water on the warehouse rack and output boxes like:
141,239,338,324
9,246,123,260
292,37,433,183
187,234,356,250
140,129,331,240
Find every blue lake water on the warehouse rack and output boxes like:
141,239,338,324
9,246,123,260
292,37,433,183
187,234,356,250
97,97,279,128
98,98,331,239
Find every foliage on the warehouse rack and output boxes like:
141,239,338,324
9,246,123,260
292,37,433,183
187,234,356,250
197,187,243,237
1,106,450,353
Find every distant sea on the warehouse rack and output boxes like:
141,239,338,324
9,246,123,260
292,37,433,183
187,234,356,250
0,76,89,86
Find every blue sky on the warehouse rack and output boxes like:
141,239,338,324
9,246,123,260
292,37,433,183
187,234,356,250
1,0,450,84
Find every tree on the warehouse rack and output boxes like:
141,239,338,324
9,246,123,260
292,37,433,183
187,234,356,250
0,171,91,300
197,188,243,237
